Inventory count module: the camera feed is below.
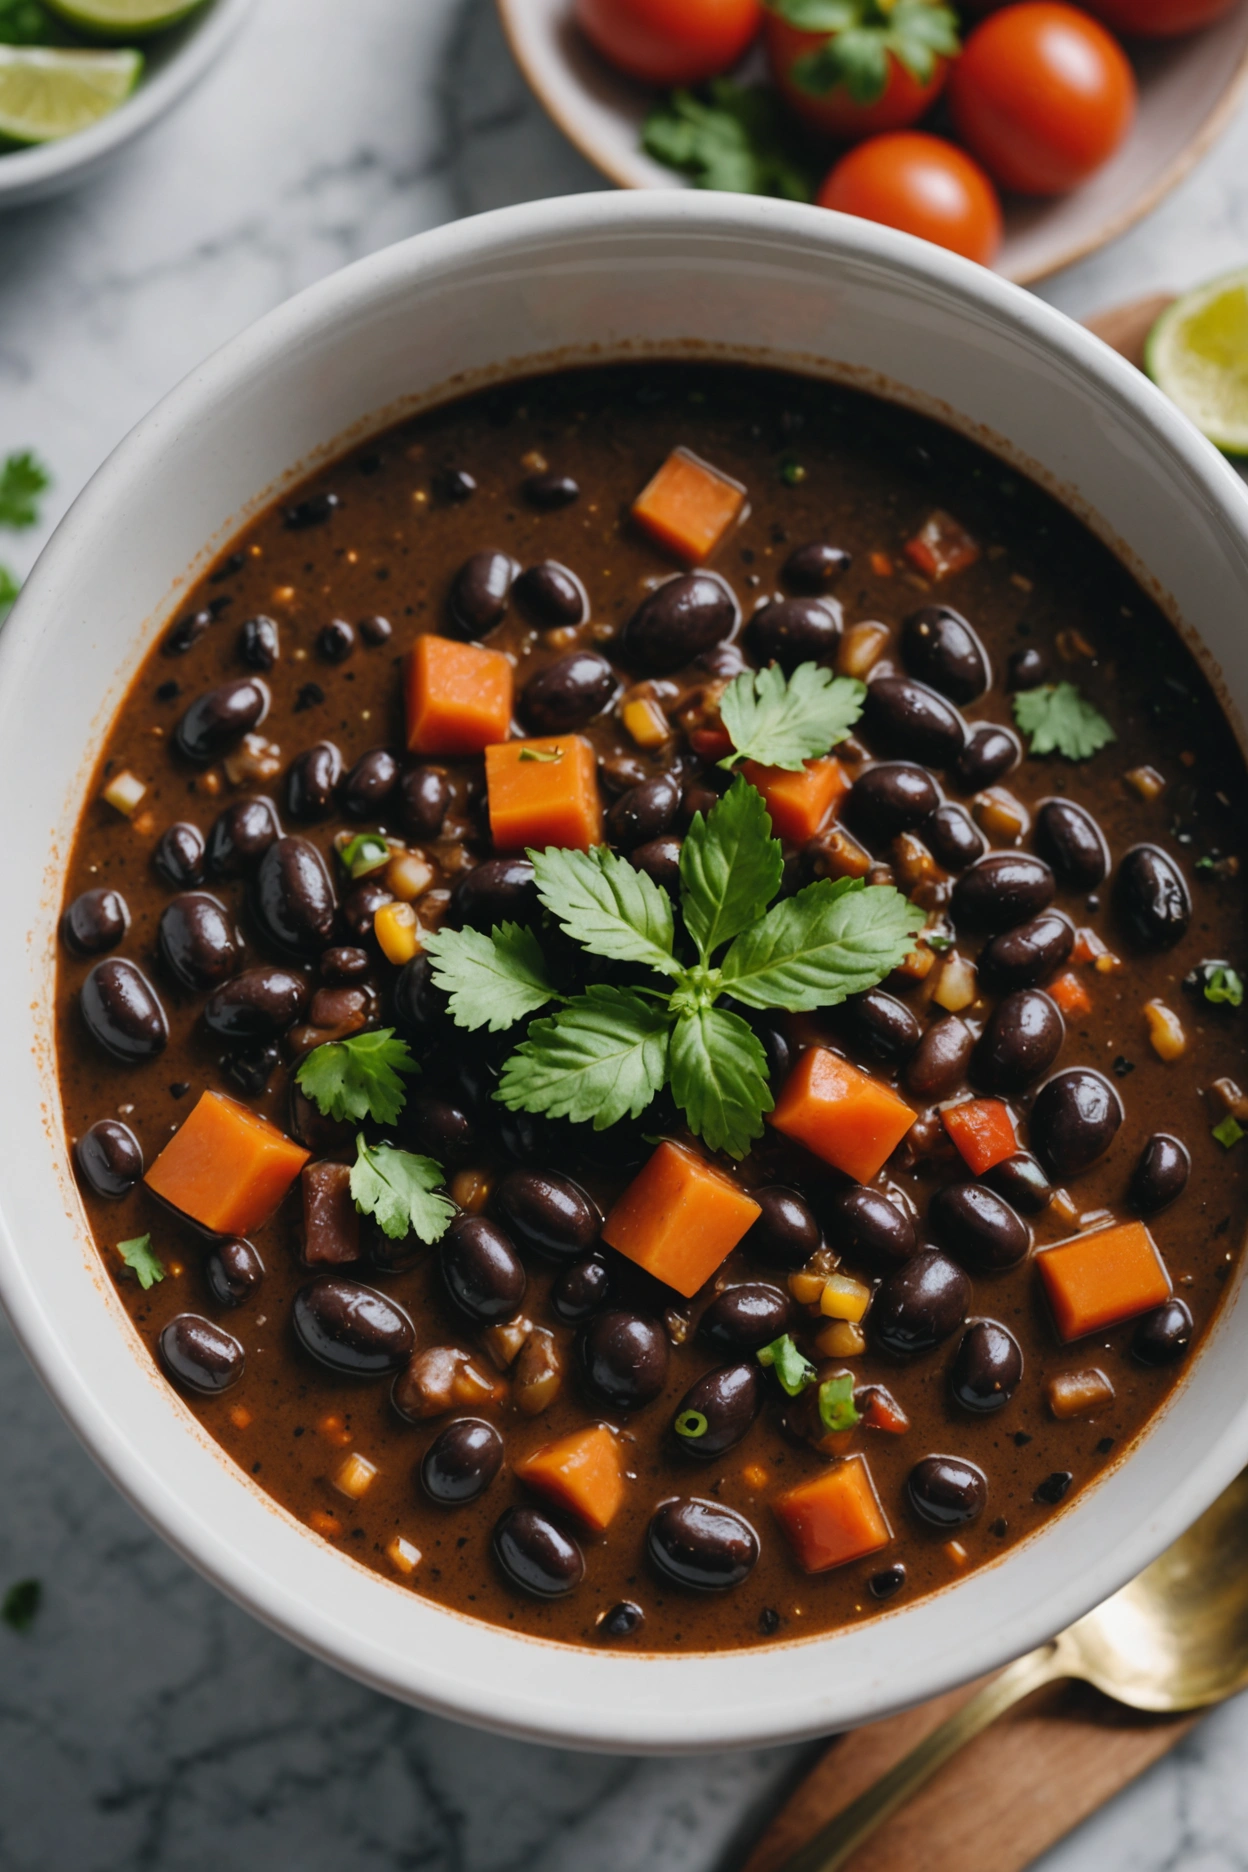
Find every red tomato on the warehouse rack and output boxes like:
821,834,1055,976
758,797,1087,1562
764,12,948,141
1084,0,1238,33
575,0,762,85
817,132,1003,266
948,4,1136,196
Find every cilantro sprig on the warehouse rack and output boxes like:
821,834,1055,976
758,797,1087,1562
643,79,816,200
349,1136,455,1243
719,663,865,772
758,1333,817,1397
116,1234,165,1291
769,0,960,106
1012,683,1115,761
0,450,51,530
296,1029,417,1127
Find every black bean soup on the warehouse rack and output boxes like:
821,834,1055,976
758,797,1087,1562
57,364,1248,1653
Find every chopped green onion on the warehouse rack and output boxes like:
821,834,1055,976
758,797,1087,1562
818,1373,861,1435
674,1409,709,1440
519,745,564,763
758,1333,816,1397
1206,965,1244,1008
1213,1115,1244,1149
340,833,391,879
780,459,806,486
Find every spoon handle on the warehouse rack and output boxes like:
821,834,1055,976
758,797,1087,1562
776,1644,1069,1872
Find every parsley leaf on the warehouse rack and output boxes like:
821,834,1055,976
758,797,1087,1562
424,921,561,1032
818,1372,861,1433
0,450,50,530
349,1137,454,1243
530,844,679,977
758,1333,816,1396
1,1579,40,1632
777,0,960,105
296,1028,417,1126
720,662,865,772
497,986,673,1131
1205,965,1244,1008
339,832,391,878
643,79,815,201
668,1005,772,1159
1013,683,1115,761
722,876,924,1010
680,776,783,963
0,565,18,617
116,1234,165,1291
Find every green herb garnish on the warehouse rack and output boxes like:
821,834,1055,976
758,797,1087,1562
1205,965,1244,1008
1,1579,41,1632
719,662,865,773
674,1409,709,1440
339,832,391,879
1012,683,1115,761
296,1028,417,1127
0,449,50,530
349,1136,454,1243
643,78,815,201
423,921,561,1034
116,1234,164,1291
758,1333,817,1397
0,564,18,618
771,0,960,107
518,745,564,763
1213,1115,1245,1149
781,460,807,486
818,1372,861,1434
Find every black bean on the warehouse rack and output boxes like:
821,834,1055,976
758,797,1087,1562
284,491,341,529
175,678,270,764
286,742,343,822
158,1314,244,1394
399,765,451,840
252,836,337,957
552,1253,613,1324
454,857,539,931
824,1186,916,1273
983,1152,1053,1215
421,1418,505,1504
389,954,445,1042
607,773,682,850
954,723,1020,792
580,1310,669,1410
292,1275,414,1375
239,615,280,670
317,618,354,663
154,822,205,888
839,988,920,1065
1031,1068,1123,1177
164,608,213,655
1114,844,1191,950
751,1013,794,1086
359,614,392,647
203,965,309,1040
696,641,747,679
599,1601,645,1637
1132,1297,1193,1367
631,835,683,893
950,1321,1023,1413
746,596,842,672
1129,1134,1190,1215
872,1250,969,1355
513,560,589,628
869,1565,907,1600
524,471,579,509
647,1498,759,1591
401,1093,476,1167
1034,799,1109,890
81,958,168,1063
204,1238,265,1308
343,748,399,818
741,1186,822,1271
977,910,1075,991
1035,1471,1073,1505
497,1169,600,1260
436,467,476,502
205,797,282,879
907,1455,987,1527
158,892,240,992
74,1119,142,1199
973,990,1064,1094
341,878,393,943
622,572,738,675
494,1507,584,1597
952,853,1055,932
700,1283,791,1352
847,763,942,844
61,887,129,956
672,1362,761,1459
783,541,850,593
863,676,966,766
521,652,616,734
929,1183,1030,1273
440,1214,526,1324
226,1042,279,1096
924,803,985,872
905,1016,973,1100
901,606,990,702
321,945,371,984
448,550,519,637
1007,647,1047,689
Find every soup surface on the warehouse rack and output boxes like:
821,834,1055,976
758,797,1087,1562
57,363,1248,1653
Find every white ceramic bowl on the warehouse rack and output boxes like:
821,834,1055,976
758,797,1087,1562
0,0,252,211
4,192,1248,1753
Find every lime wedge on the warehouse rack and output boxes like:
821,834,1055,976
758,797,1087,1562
0,46,142,143
1145,269,1248,458
43,0,205,38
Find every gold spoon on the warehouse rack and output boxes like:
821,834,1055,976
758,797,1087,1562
776,1467,1248,1872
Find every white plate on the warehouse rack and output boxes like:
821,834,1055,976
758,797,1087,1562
497,0,1248,285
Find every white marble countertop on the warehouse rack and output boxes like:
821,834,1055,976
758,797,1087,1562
3,3,1248,1866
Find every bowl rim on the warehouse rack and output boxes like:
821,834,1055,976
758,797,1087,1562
6,189,1248,1751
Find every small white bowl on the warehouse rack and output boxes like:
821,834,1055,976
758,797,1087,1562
4,192,1248,1753
0,0,252,211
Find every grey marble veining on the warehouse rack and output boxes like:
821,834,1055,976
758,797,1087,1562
3,2,1248,1867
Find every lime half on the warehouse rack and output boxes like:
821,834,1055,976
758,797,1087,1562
0,46,142,143
1145,269,1248,458
43,0,206,38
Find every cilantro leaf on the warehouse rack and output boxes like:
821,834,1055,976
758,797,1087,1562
722,877,924,1010
0,450,50,530
1205,965,1243,1008
424,921,561,1032
669,1004,773,1159
758,1333,816,1397
720,662,865,772
349,1137,454,1243
680,776,783,963
296,1028,417,1126
1013,683,1115,761
496,986,673,1131
1,1579,41,1632
818,1373,861,1433
778,0,960,105
0,565,18,617
643,80,815,201
530,844,679,977
116,1234,165,1291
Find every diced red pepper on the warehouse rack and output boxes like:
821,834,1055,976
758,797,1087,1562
941,1098,1017,1175
688,725,735,762
1049,970,1093,1018
904,510,981,581
856,1385,910,1435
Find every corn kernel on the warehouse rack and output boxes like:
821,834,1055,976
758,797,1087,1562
973,787,1028,843
316,1413,352,1448
1047,1367,1115,1420
333,1452,378,1500
788,1270,826,1307
1094,950,1124,975
932,953,978,1012
101,769,146,816
452,1360,505,1407
308,1510,343,1539
385,850,435,903
386,1535,422,1576
837,620,891,679
622,697,670,749
741,1464,769,1490
870,551,893,578
374,900,420,965
1049,1188,1079,1226
1124,765,1165,801
816,1318,867,1358
944,1540,969,1567
450,1167,492,1213
1212,1077,1248,1122
1144,999,1186,1061
228,1404,253,1430
820,1273,872,1322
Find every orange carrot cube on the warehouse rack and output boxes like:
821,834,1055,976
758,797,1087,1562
1037,1220,1172,1341
772,1455,891,1574
601,1141,761,1299
485,735,602,853
941,1098,1017,1175
405,634,513,756
632,447,746,565
768,1048,914,1184
742,757,850,846
514,1425,625,1531
146,1091,309,1236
